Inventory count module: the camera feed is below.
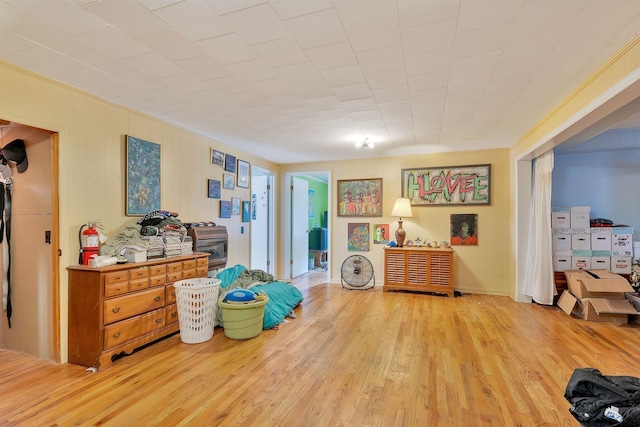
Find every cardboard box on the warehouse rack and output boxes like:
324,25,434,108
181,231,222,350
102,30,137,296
591,234,611,251
564,269,633,300
570,206,591,213
571,256,591,270
591,257,611,271
611,256,632,274
122,247,148,263
612,233,632,249
591,227,612,235
558,290,637,324
552,234,571,251
571,212,591,229
553,255,571,272
571,233,591,250
582,298,637,324
551,212,570,229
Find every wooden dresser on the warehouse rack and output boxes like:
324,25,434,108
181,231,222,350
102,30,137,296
67,253,209,370
384,246,454,297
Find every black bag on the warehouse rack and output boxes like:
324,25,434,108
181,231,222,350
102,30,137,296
565,368,640,426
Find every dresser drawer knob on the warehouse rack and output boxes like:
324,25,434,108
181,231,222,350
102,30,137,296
112,307,120,313
155,318,162,323
154,296,161,302
112,332,121,338
171,312,177,317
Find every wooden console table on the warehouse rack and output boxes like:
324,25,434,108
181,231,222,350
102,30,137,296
67,253,209,370
383,246,454,297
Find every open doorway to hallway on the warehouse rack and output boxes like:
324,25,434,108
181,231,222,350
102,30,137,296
283,171,330,280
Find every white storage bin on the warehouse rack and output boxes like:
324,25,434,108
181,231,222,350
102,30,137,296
571,234,591,250
590,234,611,251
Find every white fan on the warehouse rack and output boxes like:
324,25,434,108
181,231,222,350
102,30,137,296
340,255,375,290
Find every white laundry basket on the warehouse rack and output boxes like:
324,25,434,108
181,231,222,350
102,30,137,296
173,278,221,344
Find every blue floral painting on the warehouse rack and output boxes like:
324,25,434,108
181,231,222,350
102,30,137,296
126,135,161,216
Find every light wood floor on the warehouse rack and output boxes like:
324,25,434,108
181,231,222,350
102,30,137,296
2,272,640,426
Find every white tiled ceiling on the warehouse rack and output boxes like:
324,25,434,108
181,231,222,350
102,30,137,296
0,0,639,164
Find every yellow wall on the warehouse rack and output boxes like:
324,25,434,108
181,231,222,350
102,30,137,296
281,148,511,295
0,61,278,363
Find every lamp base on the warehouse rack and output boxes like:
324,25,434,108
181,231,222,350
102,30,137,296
395,220,406,247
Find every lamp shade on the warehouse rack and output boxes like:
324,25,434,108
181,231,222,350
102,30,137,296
391,198,413,218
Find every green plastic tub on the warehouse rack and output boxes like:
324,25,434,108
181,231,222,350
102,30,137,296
218,296,268,340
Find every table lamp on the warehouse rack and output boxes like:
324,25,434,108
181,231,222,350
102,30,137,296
391,197,413,247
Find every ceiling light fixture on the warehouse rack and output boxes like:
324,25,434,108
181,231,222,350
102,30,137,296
355,138,374,149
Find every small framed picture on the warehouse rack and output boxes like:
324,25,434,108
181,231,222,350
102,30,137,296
207,179,221,199
237,159,250,188
220,200,231,218
211,149,224,167
242,201,250,222
223,174,235,190
225,154,236,173
231,197,241,215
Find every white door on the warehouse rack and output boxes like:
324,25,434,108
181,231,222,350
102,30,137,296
250,173,274,274
291,176,308,278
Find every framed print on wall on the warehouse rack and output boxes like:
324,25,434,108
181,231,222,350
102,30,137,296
220,200,231,218
208,179,221,199
231,197,241,215
223,174,235,190
237,159,250,188
211,149,224,167
337,178,382,217
225,153,236,173
242,201,250,222
347,223,370,251
126,135,161,216
401,164,491,206
450,213,478,246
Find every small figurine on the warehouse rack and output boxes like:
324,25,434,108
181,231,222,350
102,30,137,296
414,237,422,247
631,260,640,293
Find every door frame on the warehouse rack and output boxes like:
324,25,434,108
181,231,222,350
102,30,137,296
250,167,275,274
283,171,331,279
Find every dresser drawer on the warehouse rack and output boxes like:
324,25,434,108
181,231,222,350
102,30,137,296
167,262,182,273
167,271,182,283
197,266,209,276
165,303,178,325
149,275,166,287
182,259,196,270
149,265,166,276
105,271,128,286
129,268,149,280
105,282,129,298
104,287,165,325
182,269,197,279
166,284,177,305
129,277,149,292
196,258,208,268
104,308,166,349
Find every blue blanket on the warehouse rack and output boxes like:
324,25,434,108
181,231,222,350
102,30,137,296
216,265,303,329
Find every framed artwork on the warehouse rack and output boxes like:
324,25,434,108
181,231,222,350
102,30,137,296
211,149,224,167
220,200,231,218
347,223,370,251
237,159,250,188
402,164,491,206
126,135,161,216
373,223,390,245
207,179,221,199
308,189,315,217
231,197,241,215
242,201,250,222
225,153,236,173
450,214,478,246
223,174,235,190
251,194,257,220
337,178,382,217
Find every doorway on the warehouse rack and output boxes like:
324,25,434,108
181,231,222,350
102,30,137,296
0,120,59,361
283,171,330,279
250,167,275,275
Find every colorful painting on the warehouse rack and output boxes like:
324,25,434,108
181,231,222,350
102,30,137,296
337,178,382,217
223,174,235,190
402,164,491,206
450,213,478,246
237,159,250,188
126,135,161,216
373,223,390,245
308,189,315,218
347,223,370,251
242,201,250,222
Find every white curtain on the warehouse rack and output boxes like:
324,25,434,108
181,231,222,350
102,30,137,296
523,150,555,305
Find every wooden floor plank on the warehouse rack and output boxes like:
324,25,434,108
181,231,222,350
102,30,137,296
2,271,640,426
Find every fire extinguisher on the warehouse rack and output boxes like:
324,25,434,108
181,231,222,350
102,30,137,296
79,222,100,265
